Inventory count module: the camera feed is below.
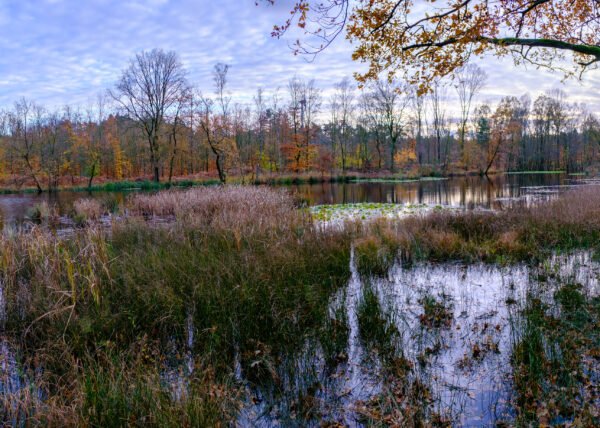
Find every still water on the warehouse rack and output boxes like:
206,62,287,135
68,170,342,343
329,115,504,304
291,173,586,208
0,173,587,227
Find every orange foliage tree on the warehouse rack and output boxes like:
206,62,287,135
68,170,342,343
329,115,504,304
264,1,600,92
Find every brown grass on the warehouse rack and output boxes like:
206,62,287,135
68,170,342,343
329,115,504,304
127,185,300,231
356,187,600,265
73,198,103,221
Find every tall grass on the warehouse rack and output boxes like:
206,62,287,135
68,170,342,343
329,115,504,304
2,185,600,424
353,187,600,271
0,186,353,424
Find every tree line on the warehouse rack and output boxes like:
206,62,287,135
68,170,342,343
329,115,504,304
0,49,598,190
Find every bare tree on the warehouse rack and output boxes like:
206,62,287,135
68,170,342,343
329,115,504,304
455,64,487,166
167,89,191,185
111,49,189,182
198,63,235,183
371,80,409,172
330,78,354,172
429,81,450,169
8,99,44,192
359,91,384,169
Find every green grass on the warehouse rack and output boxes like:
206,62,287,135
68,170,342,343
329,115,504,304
0,187,353,424
506,170,565,174
357,282,403,365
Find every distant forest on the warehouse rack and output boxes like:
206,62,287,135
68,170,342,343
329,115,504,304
1,50,599,190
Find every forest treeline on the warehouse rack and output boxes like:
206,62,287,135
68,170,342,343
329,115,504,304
0,49,599,191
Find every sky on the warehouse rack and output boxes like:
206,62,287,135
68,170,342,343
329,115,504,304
1,0,599,113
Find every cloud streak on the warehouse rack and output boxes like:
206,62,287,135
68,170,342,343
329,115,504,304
0,0,598,113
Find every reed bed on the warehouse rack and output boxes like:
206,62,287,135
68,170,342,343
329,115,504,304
353,187,600,275
0,186,353,425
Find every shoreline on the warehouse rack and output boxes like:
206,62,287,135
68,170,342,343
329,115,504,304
0,169,583,195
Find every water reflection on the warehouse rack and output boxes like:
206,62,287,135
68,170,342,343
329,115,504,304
236,251,600,426
292,173,583,208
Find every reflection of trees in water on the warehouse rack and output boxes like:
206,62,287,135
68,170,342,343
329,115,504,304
294,174,568,208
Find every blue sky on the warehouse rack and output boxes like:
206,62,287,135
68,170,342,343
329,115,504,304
1,0,599,113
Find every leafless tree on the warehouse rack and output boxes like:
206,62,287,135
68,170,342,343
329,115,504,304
330,77,354,171
198,63,234,183
429,81,450,168
455,64,487,165
8,99,44,192
111,49,189,182
371,79,409,172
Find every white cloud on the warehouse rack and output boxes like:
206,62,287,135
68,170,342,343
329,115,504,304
0,0,598,114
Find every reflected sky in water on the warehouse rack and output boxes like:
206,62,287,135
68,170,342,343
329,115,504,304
292,173,582,209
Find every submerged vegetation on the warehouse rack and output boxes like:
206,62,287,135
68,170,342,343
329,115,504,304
0,185,599,425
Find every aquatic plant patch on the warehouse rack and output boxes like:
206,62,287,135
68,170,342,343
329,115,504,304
310,202,457,223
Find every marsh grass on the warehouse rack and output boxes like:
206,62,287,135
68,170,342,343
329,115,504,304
357,282,403,367
418,295,453,329
0,186,353,424
356,187,600,269
355,283,446,426
1,185,600,425
25,201,57,223
73,198,103,224
354,221,400,276
512,282,600,425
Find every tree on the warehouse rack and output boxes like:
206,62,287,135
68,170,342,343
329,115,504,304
329,77,355,171
8,99,44,192
486,96,525,174
428,81,450,168
284,77,321,172
370,79,409,172
265,1,600,92
359,91,385,169
455,64,487,165
198,63,237,183
111,49,189,182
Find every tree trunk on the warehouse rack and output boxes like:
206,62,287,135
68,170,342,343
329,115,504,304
24,155,43,193
215,154,227,184
87,161,97,190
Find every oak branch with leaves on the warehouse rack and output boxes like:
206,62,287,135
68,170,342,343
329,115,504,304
262,0,600,93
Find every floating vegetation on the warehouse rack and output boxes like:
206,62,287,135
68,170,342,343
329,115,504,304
310,202,457,223
418,294,453,329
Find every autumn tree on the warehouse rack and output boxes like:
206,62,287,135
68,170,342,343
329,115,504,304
7,99,44,192
486,96,526,174
265,1,600,91
111,49,189,182
284,77,320,172
198,63,238,183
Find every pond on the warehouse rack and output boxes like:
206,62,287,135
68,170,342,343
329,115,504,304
0,173,590,227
